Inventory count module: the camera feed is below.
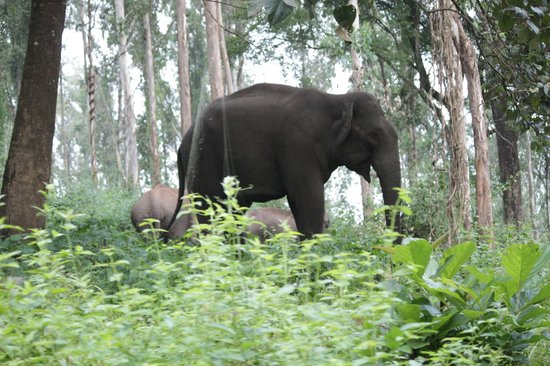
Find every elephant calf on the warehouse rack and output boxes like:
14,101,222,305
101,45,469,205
131,183,192,237
245,207,330,242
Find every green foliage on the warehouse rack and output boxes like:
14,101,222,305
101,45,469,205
1,180,548,364
382,238,550,364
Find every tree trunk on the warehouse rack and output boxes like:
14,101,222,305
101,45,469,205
525,132,536,229
58,69,70,185
491,94,522,225
84,0,97,186
204,0,224,100
176,0,192,135
454,13,493,233
430,1,471,245
346,0,373,224
144,9,160,185
0,0,67,234
115,0,138,188
217,2,234,94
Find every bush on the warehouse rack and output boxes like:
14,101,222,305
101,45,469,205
0,180,548,364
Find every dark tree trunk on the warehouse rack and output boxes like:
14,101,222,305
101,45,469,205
0,0,67,234
491,95,522,225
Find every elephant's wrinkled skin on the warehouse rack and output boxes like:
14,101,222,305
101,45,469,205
131,184,191,237
168,83,401,239
245,207,330,242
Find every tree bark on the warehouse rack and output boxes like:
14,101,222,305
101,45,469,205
115,0,138,188
83,0,97,186
525,132,536,228
346,0,373,224
217,2,234,94
58,69,70,185
0,0,67,233
491,94,522,225
430,1,472,245
144,9,161,185
176,0,192,135
204,0,224,99
454,13,493,233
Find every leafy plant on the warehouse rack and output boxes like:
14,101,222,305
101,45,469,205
382,239,550,363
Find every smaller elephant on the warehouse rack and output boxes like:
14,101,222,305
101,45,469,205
245,207,330,242
131,183,192,237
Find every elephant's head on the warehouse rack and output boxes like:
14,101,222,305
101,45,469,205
330,93,402,233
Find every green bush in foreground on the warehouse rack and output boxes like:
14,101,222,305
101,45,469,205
0,180,549,365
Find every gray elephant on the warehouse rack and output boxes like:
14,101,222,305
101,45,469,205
245,207,330,242
131,183,192,237
168,83,401,240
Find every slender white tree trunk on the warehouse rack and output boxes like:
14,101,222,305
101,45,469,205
217,3,234,94
176,0,192,135
204,0,224,99
144,9,160,185
347,0,373,223
525,132,536,230
115,0,138,187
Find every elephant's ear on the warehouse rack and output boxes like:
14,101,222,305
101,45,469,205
333,101,354,147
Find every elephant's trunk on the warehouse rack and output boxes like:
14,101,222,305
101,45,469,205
372,139,402,238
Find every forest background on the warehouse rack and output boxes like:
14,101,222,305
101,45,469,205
0,0,548,242
0,0,549,364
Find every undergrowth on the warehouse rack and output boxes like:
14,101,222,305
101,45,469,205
0,180,548,365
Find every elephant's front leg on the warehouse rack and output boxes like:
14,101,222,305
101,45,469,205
286,178,325,240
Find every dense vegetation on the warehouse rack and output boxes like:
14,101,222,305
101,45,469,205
0,0,549,364
1,180,549,365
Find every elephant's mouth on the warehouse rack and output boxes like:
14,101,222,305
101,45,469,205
345,161,372,183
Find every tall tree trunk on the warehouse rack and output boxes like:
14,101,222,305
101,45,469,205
217,2,234,94
58,69,70,185
176,0,192,135
525,132,536,229
431,1,471,245
115,0,138,188
0,0,67,234
144,9,160,185
454,13,493,233
84,0,97,186
346,0,373,224
204,0,224,100
491,94,522,225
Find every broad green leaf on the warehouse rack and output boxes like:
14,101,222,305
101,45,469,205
502,243,541,296
393,239,432,276
525,283,550,307
526,244,550,288
439,241,476,279
265,0,296,26
394,303,421,322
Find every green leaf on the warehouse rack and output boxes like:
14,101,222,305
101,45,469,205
526,244,550,288
439,242,476,279
525,283,550,307
333,4,357,31
502,243,541,296
393,239,432,276
265,0,296,26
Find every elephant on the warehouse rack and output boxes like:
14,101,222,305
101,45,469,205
245,207,330,242
167,83,401,240
131,183,192,237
